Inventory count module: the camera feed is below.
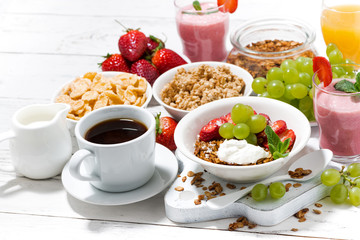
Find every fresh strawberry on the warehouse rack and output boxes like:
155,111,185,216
220,112,235,125
208,118,226,126
218,0,238,13
313,56,333,87
130,59,159,85
155,113,178,151
152,48,187,74
146,35,165,55
270,120,287,135
260,120,288,148
99,53,130,72
118,28,147,62
258,113,271,124
199,118,226,142
279,129,296,148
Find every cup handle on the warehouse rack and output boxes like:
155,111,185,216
0,131,15,142
68,149,100,182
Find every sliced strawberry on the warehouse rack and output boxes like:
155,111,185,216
259,120,288,149
258,113,271,124
279,129,296,148
313,56,332,87
220,113,235,125
271,120,287,135
218,0,238,13
208,117,226,126
199,118,225,142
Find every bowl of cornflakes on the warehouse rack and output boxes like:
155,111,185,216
152,61,254,121
52,71,152,152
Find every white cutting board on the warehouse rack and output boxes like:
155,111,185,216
164,134,338,226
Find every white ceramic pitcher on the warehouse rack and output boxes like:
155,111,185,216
0,103,72,179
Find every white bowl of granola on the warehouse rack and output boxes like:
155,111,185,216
174,96,311,183
152,62,253,121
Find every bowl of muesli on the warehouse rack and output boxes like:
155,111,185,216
174,96,311,183
152,61,253,121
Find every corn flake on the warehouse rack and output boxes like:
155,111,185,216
55,72,148,120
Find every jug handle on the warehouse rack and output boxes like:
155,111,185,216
68,149,100,182
0,131,15,143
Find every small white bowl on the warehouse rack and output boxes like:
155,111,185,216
52,71,152,152
152,61,254,121
174,96,311,183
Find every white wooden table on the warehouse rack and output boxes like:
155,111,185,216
0,0,358,239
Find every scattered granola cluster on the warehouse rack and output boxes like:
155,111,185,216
175,171,243,206
226,40,316,78
289,168,312,179
228,216,257,231
294,208,309,222
294,203,323,223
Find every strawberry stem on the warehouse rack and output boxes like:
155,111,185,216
155,113,162,135
114,19,127,30
98,53,112,67
114,20,140,32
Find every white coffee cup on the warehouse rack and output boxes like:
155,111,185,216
68,105,156,192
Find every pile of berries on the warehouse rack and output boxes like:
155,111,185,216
99,24,187,85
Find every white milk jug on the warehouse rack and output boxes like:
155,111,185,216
0,103,72,179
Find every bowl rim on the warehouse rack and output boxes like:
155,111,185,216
174,96,311,170
51,71,152,123
152,61,254,113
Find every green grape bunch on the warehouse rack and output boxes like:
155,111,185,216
219,103,267,141
251,43,354,122
320,163,360,206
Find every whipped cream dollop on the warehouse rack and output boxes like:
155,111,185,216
217,139,269,165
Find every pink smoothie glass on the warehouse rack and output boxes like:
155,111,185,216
313,64,360,163
174,0,229,62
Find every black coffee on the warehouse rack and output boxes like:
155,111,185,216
85,118,147,144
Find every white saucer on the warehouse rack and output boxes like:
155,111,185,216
61,143,178,206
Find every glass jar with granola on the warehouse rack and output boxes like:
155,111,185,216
226,18,317,79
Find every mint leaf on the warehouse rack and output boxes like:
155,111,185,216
265,126,291,160
193,1,202,11
268,143,276,155
355,72,360,91
273,152,283,159
334,79,357,93
265,125,280,148
273,151,289,159
280,138,290,153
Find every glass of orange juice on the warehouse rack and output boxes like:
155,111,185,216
321,0,360,63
